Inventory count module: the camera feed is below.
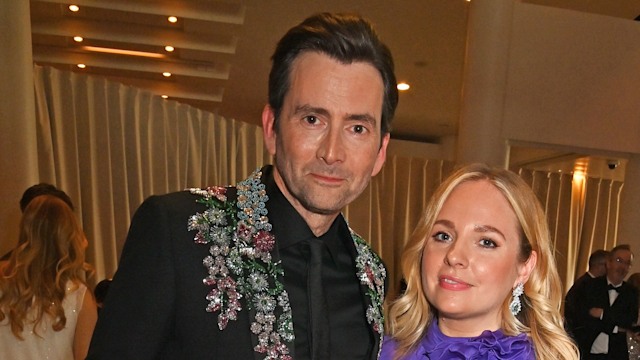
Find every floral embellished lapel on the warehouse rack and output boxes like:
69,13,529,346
187,167,386,360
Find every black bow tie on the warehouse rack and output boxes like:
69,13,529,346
608,284,621,292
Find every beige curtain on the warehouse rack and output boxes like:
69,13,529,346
517,169,624,293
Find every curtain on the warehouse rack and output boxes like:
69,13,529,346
517,169,624,293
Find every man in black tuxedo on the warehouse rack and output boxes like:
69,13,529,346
573,244,638,359
87,12,397,360
564,249,609,338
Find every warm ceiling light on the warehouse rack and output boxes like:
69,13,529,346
161,95,169,99
83,46,165,58
77,64,86,69
162,72,172,77
69,5,80,12
168,16,178,23
73,36,83,42
397,82,410,91
165,45,175,52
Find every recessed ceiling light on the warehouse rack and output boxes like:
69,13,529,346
397,82,410,91
73,36,83,42
168,16,178,23
161,95,169,99
165,45,175,52
162,72,172,77
77,64,86,69
69,5,80,12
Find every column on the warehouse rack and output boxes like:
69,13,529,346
456,0,514,167
0,1,39,255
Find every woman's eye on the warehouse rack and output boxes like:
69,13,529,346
479,238,497,248
433,231,451,242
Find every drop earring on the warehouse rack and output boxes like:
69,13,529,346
509,282,524,316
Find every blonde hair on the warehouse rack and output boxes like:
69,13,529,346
0,195,93,339
385,163,578,360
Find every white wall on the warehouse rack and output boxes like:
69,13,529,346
503,3,640,155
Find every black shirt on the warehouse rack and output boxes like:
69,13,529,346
265,170,373,359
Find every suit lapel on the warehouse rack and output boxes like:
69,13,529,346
345,231,385,360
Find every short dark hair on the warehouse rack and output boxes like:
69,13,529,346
20,183,74,212
588,249,609,268
609,244,633,258
94,279,113,304
268,12,398,136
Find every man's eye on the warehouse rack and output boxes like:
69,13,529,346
353,124,365,134
304,115,319,124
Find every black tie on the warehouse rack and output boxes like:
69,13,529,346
308,239,330,359
608,284,620,292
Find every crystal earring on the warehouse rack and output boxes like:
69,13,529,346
509,282,524,316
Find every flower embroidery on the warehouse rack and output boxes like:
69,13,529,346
188,168,386,359
353,233,386,335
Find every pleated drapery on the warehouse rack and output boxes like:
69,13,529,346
30,65,622,300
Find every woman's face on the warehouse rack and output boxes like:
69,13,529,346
421,179,532,337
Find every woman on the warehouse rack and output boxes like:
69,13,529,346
382,163,578,360
0,195,96,360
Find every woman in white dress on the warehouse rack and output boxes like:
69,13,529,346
0,195,96,360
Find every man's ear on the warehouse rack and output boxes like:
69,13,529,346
371,133,390,177
262,104,277,156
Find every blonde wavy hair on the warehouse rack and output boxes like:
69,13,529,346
0,195,93,339
385,163,578,360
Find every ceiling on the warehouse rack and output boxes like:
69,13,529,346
29,0,640,180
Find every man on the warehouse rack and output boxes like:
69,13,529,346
1,183,74,260
87,13,397,360
573,244,638,359
564,249,609,337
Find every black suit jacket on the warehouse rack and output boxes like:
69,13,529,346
564,272,592,339
573,275,638,359
87,188,384,359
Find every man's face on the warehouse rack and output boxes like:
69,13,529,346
263,52,389,218
590,259,607,278
607,249,633,285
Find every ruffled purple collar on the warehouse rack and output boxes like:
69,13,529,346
380,320,535,360
421,320,534,360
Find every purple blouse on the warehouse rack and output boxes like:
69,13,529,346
379,320,535,360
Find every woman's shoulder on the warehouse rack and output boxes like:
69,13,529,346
379,334,425,360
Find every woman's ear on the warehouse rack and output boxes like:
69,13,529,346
515,250,537,287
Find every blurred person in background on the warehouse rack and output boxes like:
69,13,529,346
0,195,96,360
1,183,74,261
625,272,640,359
